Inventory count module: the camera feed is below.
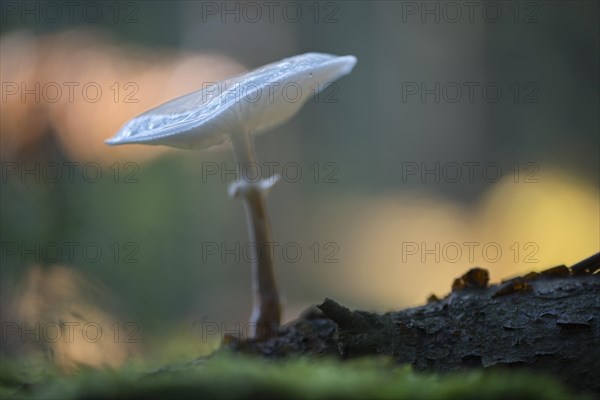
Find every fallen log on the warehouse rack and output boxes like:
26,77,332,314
224,253,600,393
319,253,600,393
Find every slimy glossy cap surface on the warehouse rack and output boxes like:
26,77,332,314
106,53,357,150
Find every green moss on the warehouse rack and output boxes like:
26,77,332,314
1,354,590,400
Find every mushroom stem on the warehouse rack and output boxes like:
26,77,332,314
230,129,281,339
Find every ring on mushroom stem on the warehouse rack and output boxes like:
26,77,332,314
106,53,357,339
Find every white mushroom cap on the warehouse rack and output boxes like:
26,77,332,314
106,53,357,150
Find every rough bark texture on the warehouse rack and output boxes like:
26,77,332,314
224,253,600,393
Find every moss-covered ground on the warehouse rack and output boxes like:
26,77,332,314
1,352,590,400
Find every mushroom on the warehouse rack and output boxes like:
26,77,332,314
106,53,357,338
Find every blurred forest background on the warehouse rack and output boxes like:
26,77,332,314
1,1,598,369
